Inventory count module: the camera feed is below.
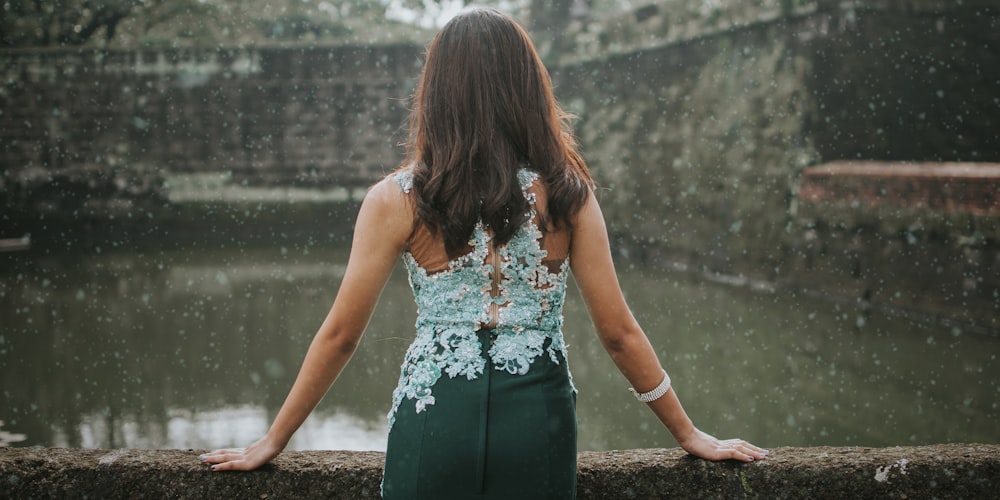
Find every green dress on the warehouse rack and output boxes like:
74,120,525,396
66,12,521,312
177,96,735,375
382,169,578,499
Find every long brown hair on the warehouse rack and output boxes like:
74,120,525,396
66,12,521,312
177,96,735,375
404,8,593,258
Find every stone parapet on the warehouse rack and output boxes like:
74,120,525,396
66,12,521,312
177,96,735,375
2,445,998,499
786,161,1000,332
798,162,1000,216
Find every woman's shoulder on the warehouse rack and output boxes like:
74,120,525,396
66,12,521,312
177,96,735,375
355,172,414,245
364,169,414,214
388,165,415,194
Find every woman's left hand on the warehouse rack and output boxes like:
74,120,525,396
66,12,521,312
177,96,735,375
199,435,286,471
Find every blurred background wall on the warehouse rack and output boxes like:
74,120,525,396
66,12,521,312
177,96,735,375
2,0,997,330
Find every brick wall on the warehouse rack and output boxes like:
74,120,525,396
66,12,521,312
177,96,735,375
1,44,421,187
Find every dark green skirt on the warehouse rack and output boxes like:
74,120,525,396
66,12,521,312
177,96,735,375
382,330,577,499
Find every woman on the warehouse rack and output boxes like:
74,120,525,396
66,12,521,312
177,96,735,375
200,7,767,498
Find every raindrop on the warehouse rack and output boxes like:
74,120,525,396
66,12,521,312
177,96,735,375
265,358,286,379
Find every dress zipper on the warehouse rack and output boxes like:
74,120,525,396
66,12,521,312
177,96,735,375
488,243,501,328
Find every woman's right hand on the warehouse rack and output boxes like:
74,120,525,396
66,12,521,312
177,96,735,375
677,427,769,462
199,434,286,471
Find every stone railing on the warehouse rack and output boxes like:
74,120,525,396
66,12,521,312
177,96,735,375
2,444,998,498
798,162,1000,216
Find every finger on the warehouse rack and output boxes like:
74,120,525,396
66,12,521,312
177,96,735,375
720,439,747,446
733,445,768,461
721,439,769,458
209,459,248,472
200,448,242,459
200,451,244,464
207,447,243,454
738,442,770,458
717,445,754,462
710,443,751,462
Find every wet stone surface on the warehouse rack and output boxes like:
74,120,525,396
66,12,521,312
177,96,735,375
2,444,998,499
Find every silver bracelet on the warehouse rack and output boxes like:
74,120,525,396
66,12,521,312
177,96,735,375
628,369,671,403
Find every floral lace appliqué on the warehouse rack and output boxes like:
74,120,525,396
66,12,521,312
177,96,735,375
387,168,574,430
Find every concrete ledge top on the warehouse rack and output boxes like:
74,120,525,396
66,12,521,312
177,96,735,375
2,444,998,499
804,161,1000,179
797,161,1000,215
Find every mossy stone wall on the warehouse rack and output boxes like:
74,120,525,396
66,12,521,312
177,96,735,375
3,445,999,499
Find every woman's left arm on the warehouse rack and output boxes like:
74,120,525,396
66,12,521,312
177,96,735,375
570,190,768,462
200,177,412,471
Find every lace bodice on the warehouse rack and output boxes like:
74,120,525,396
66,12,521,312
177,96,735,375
387,168,574,429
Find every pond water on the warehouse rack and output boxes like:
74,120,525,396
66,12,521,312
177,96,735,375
1,242,997,451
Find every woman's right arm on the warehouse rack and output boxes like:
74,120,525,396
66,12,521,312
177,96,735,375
569,190,768,462
200,175,413,471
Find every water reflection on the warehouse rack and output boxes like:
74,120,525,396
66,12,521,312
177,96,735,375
1,244,997,451
58,405,386,451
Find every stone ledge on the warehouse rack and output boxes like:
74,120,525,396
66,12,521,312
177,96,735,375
2,444,997,499
798,161,1000,215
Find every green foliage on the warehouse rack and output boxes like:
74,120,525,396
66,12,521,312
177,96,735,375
255,14,353,41
0,1,641,50
0,0,406,48
1,0,145,46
